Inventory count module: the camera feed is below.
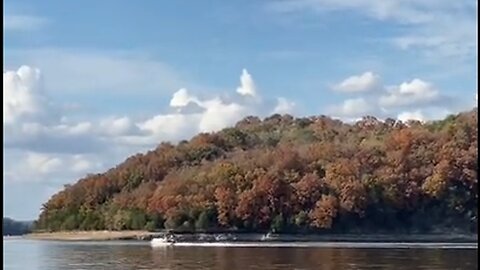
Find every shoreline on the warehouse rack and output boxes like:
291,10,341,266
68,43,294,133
23,231,478,242
24,231,163,241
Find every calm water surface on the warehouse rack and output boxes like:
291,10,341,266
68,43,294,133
3,238,478,270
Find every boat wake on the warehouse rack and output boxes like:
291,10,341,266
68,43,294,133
151,241,478,249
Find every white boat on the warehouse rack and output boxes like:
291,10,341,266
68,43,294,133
215,234,238,242
261,233,274,241
215,234,226,241
150,235,176,247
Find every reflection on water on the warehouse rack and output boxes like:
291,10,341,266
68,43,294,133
4,239,478,270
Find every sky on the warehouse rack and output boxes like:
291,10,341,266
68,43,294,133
3,0,478,220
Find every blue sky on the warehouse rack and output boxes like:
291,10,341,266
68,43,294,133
3,0,477,219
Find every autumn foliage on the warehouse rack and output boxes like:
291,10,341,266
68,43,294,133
36,110,478,233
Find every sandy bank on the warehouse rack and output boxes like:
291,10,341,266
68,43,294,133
24,231,478,243
24,230,162,241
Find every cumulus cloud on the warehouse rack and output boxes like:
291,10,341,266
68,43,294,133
273,97,296,114
397,108,452,122
329,71,471,121
136,114,200,144
328,98,373,118
136,68,297,143
134,69,281,142
4,66,294,186
199,99,249,132
333,71,381,93
3,66,51,124
379,79,442,108
236,69,258,97
397,111,426,122
170,88,200,108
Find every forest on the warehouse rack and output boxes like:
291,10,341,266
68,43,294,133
36,109,478,234
3,218,33,236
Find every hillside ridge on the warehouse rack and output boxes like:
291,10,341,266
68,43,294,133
36,110,478,234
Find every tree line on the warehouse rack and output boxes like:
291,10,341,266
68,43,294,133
36,109,478,234
3,218,33,235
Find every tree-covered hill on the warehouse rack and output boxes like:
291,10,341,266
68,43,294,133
3,218,33,235
36,110,478,234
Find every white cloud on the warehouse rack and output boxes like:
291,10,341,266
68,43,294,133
4,66,295,185
391,14,477,60
3,15,48,31
236,69,258,97
26,152,63,174
379,79,442,108
65,122,92,135
328,97,373,118
5,150,102,184
273,97,296,114
3,66,51,124
138,68,274,140
71,155,93,173
329,71,472,121
4,48,187,95
397,108,452,122
200,99,249,132
397,110,426,122
267,1,472,24
137,114,200,144
333,71,381,93
267,0,477,60
98,117,136,136
170,88,200,108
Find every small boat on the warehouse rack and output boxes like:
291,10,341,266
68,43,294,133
261,232,274,241
150,233,176,247
215,234,227,241
151,237,175,247
215,234,238,242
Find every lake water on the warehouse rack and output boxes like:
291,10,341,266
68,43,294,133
3,238,478,270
